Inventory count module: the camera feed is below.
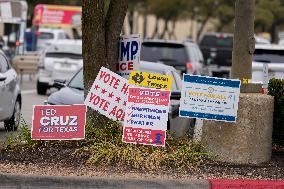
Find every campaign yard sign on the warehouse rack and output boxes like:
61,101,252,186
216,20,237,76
118,34,141,78
123,87,170,147
180,75,241,122
85,67,129,122
129,71,173,90
32,105,86,140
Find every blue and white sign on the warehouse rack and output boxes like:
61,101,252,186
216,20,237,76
179,75,241,122
118,34,141,78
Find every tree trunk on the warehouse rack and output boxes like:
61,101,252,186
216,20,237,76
143,14,147,39
128,10,134,34
269,22,277,43
196,15,210,41
82,0,128,123
161,19,169,39
169,20,176,40
151,17,159,38
231,0,255,80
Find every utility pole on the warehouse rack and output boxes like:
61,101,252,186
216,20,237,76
231,0,255,81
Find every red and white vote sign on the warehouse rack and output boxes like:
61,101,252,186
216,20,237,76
84,67,129,122
123,87,171,147
32,105,86,140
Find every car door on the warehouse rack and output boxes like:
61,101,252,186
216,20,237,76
0,54,16,120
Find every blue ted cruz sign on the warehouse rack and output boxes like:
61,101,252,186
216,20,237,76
179,75,241,123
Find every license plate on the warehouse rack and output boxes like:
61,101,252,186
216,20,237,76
54,63,71,70
61,64,71,68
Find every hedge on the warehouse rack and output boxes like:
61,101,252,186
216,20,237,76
268,78,284,145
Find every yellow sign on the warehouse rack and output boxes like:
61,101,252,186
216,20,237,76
129,71,173,90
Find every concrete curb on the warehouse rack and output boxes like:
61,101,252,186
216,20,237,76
0,173,210,189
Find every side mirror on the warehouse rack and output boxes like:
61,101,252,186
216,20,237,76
171,91,181,100
0,73,7,81
53,79,66,89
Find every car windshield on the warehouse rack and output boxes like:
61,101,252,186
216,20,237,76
253,49,284,63
68,69,83,90
141,42,188,65
200,35,233,48
46,43,82,59
38,32,54,40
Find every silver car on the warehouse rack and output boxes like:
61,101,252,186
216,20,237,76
37,39,82,95
0,51,21,131
252,44,284,83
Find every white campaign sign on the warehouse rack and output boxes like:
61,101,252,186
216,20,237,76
118,34,141,78
84,67,129,122
180,75,241,123
124,102,169,130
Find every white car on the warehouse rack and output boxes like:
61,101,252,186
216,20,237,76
37,28,70,51
37,39,82,95
252,44,284,84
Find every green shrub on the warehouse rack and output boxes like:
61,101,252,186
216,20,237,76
268,78,284,145
76,122,208,170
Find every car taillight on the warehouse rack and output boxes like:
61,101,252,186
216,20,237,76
186,63,194,74
186,63,193,69
15,41,20,46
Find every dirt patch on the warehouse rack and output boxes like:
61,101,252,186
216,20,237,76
0,144,283,180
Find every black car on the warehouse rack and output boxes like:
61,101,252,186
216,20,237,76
199,33,233,78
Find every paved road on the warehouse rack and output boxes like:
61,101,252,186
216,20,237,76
0,173,209,189
0,75,56,141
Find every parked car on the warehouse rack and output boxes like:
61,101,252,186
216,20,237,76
199,32,233,78
36,28,70,51
47,61,195,137
37,39,82,95
252,44,284,83
141,39,204,75
0,50,21,131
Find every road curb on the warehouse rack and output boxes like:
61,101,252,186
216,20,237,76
0,173,210,189
209,179,284,189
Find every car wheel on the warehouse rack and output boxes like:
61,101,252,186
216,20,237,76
4,99,21,132
37,80,48,95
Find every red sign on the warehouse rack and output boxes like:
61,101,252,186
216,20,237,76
123,127,166,147
32,105,86,140
128,87,170,106
33,4,82,28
